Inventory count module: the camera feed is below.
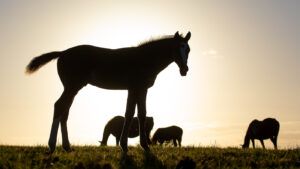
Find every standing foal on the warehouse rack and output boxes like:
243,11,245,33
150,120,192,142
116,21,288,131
26,31,191,153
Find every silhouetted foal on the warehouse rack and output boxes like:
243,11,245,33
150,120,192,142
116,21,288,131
151,125,183,147
100,116,154,146
26,31,191,153
242,118,280,149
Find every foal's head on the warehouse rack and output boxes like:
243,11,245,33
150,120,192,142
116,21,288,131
173,31,191,76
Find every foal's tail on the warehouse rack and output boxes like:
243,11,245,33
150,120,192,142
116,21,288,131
26,51,61,74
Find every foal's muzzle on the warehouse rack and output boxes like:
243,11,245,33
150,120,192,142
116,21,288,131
180,65,189,76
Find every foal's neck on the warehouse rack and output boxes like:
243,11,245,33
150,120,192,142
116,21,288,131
141,40,174,74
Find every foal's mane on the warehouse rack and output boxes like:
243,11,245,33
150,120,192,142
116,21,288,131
137,35,177,47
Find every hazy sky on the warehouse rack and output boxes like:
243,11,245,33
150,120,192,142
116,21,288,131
0,0,299,148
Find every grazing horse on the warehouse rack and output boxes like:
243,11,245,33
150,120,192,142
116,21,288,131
151,125,183,147
100,116,154,146
242,118,280,149
26,31,191,153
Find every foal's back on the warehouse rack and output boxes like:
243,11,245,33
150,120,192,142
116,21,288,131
57,45,151,89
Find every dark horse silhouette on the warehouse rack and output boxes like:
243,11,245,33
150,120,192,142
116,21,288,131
151,125,183,147
242,118,280,149
100,116,154,146
26,31,191,153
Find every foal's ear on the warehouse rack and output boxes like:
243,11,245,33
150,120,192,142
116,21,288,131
184,31,191,42
174,31,180,39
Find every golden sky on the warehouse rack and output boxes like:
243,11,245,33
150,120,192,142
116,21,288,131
0,0,299,148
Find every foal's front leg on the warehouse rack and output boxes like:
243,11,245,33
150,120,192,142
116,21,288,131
120,90,137,152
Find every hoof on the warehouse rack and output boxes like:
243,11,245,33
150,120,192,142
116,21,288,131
45,149,54,156
141,144,150,152
63,146,73,153
140,141,150,152
48,146,55,154
140,139,150,152
48,141,57,154
120,142,128,153
120,139,128,153
120,145,128,153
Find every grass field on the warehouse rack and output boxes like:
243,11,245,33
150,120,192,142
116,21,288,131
0,145,300,169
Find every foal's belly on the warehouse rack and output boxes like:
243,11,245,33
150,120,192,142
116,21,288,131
88,75,130,90
88,71,156,90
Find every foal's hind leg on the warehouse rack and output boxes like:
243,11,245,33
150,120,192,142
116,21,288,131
137,89,149,151
48,87,80,153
